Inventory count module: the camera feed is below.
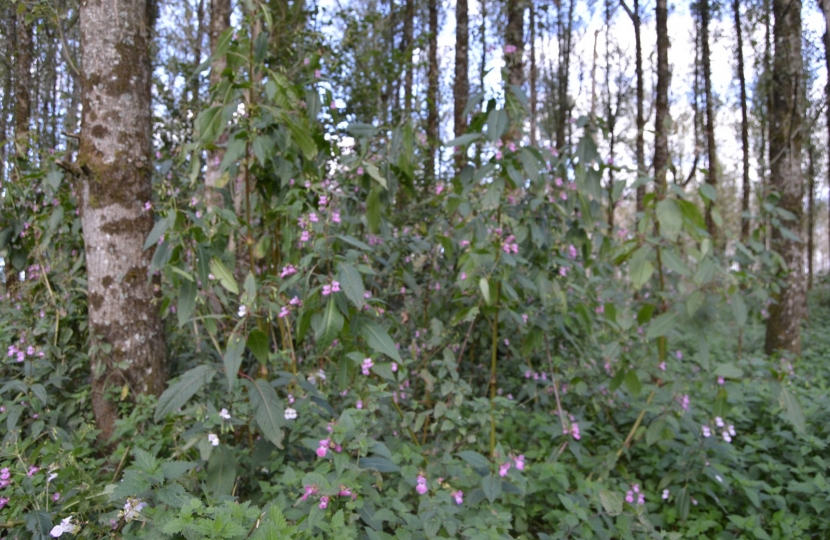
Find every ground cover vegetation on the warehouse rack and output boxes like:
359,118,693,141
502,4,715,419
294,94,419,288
0,0,827,538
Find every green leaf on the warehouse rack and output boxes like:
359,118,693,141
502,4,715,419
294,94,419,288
699,183,717,202
731,294,747,327
206,445,236,497
365,163,388,190
283,115,317,159
646,312,678,340
161,461,196,481
361,321,402,362
366,187,382,233
479,277,491,305
316,299,344,349
177,279,197,327
247,329,269,363
224,336,245,391
661,248,690,276
599,490,623,516
210,258,239,295
154,365,216,421
656,199,682,240
245,379,285,448
457,451,491,471
338,262,365,310
714,363,742,379
686,291,705,317
360,457,400,473
624,369,641,396
629,247,654,290
196,105,226,143
482,474,502,503
444,133,482,147
779,387,806,435
144,213,174,251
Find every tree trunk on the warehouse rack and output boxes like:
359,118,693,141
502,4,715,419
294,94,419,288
426,0,439,183
205,0,231,210
14,5,32,152
403,0,413,115
735,0,751,243
820,0,830,270
529,2,537,145
808,144,815,291
701,0,718,242
764,0,804,356
454,0,469,169
555,0,575,152
763,0,772,249
79,0,168,443
620,0,644,211
653,0,670,195
505,0,524,88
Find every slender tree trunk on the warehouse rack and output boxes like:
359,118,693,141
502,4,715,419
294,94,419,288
764,0,804,356
808,144,815,291
763,0,773,249
820,0,830,269
505,0,524,88
621,0,644,210
555,0,575,151
14,5,32,154
454,0,469,169
79,0,168,443
529,2,537,145
701,0,718,242
205,0,231,210
426,0,439,183
735,0,751,243
653,0,670,195
403,0,413,115
192,0,205,109
605,0,617,229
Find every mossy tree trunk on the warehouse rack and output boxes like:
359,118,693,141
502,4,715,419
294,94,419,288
454,0,469,170
653,0,670,195
764,0,804,356
205,0,231,211
79,0,167,443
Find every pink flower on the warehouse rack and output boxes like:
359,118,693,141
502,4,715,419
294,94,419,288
52,492,60,502
356,400,363,409
675,350,683,360
319,495,329,509
278,306,290,318
27,466,39,477
498,462,511,477
717,376,725,385
452,490,463,505
659,362,666,371
504,44,517,54
301,484,319,501
280,264,298,278
316,439,329,458
570,423,581,440
0,497,7,509
567,245,577,259
361,358,374,375
315,69,321,78
513,454,525,470
416,474,428,495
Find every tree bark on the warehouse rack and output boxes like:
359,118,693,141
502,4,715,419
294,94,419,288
14,4,32,151
735,0,751,243
79,0,167,443
621,0,644,210
205,0,231,210
529,2,537,145
701,0,718,242
653,0,670,195
820,0,830,270
505,0,524,88
454,0,469,169
764,0,804,356
403,0,414,115
426,0,439,183
808,144,815,291
555,0,575,151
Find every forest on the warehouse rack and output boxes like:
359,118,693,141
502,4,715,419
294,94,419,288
0,0,828,537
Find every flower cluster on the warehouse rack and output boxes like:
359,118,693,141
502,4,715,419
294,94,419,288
624,483,645,505
50,516,80,537
415,474,428,495
322,280,340,296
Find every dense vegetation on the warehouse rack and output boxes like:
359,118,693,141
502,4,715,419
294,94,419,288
0,0,827,538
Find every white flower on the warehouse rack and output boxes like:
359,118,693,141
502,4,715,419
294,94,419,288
317,369,326,381
728,425,736,436
701,425,711,438
284,407,297,420
208,433,220,446
238,305,247,317
722,431,732,443
48,472,58,482
50,516,80,537
715,416,724,428
715,475,723,483
661,489,669,500
121,497,147,522
219,408,231,420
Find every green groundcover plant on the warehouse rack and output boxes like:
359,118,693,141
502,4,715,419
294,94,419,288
0,10,824,540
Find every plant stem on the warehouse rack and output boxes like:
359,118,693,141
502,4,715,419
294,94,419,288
489,281,501,458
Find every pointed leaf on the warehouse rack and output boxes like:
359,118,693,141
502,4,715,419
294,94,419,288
338,262,365,310
316,299,344,349
245,379,285,448
154,365,216,421
210,258,239,294
361,321,401,362
247,329,269,363
224,335,245,391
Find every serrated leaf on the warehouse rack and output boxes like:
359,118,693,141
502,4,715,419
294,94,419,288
245,379,285,448
316,299,344,349
646,312,678,340
779,387,806,435
629,247,654,290
110,470,153,499
154,365,216,421
161,461,196,481
457,451,491,471
177,279,197,327
247,329,269,363
361,321,401,362
360,457,400,473
661,248,690,276
210,258,239,294
206,445,236,497
599,490,623,516
224,336,245,391
338,262,365,310
482,474,502,503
